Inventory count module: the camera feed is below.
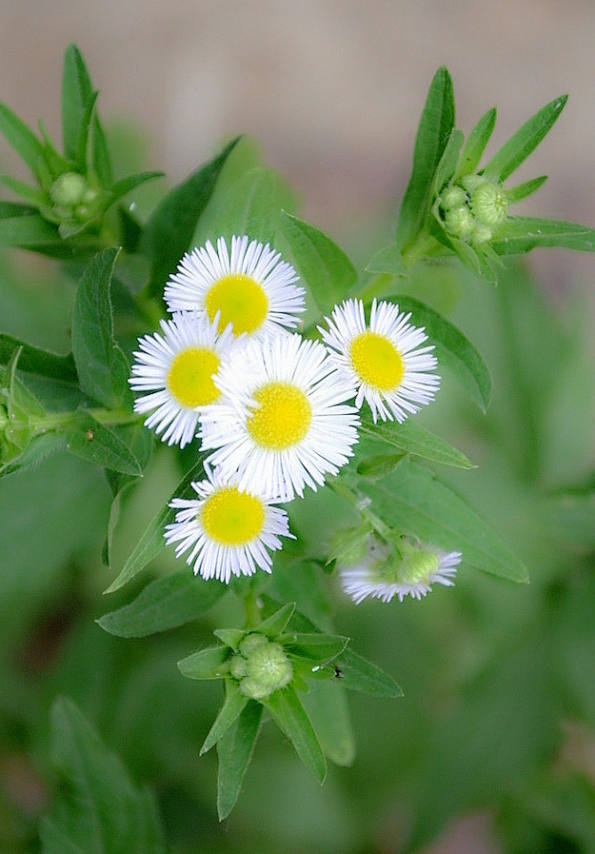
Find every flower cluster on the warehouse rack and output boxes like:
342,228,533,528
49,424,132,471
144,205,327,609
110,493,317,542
130,235,448,599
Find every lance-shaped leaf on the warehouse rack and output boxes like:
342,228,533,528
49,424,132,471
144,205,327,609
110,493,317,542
302,684,355,767
74,90,98,173
141,137,240,297
0,175,46,206
359,412,474,469
109,171,164,204
178,646,230,680
0,213,64,253
357,452,405,479
492,216,595,255
201,681,249,755
335,649,403,698
62,44,94,162
40,698,166,854
265,686,327,783
397,67,455,249
71,248,132,409
257,602,296,637
365,242,407,276
359,459,529,582
217,701,263,820
214,628,245,651
0,103,50,184
483,95,567,182
104,455,207,593
285,633,348,662
0,433,68,480
389,294,492,411
505,175,547,204
97,571,226,638
455,107,497,179
433,129,464,193
279,211,357,314
209,166,285,247
63,413,142,475
0,334,77,383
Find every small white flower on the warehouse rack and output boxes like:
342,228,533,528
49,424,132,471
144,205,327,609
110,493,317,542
164,235,305,339
164,465,293,583
319,298,440,423
199,333,360,501
129,312,234,448
340,538,460,604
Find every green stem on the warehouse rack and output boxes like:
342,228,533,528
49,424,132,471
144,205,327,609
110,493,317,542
328,479,395,544
28,408,141,434
401,232,439,268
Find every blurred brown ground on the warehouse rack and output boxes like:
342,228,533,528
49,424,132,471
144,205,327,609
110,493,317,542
0,4,593,846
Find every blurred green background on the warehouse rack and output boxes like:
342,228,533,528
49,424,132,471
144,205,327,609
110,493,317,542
0,2,594,852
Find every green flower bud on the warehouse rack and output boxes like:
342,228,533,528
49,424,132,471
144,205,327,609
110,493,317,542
461,174,487,193
50,172,87,207
440,185,467,210
82,187,99,204
234,635,293,700
470,182,508,226
472,224,493,244
397,547,441,585
444,205,475,240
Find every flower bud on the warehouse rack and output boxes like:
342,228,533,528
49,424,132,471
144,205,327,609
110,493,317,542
444,205,475,240
50,172,87,207
397,547,441,585
470,182,508,226
233,634,293,700
471,224,493,244
440,185,467,210
461,174,487,193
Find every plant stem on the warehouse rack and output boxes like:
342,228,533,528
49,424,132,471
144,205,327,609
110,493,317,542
328,479,394,543
243,591,261,629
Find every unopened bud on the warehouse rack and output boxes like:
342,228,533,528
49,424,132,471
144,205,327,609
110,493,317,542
233,634,293,700
472,224,493,244
440,185,467,210
461,174,487,193
50,172,87,207
470,182,508,226
444,205,475,240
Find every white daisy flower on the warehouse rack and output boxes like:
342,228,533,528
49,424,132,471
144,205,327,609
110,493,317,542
164,235,305,339
199,333,360,501
129,312,234,448
340,538,460,604
164,465,293,583
319,298,440,423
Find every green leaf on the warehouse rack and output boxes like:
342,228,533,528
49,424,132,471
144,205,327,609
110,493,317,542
505,175,547,204
358,459,529,582
391,294,492,411
285,633,348,662
201,681,249,755
357,452,405,479
279,211,357,314
0,333,77,383
97,571,225,637
365,242,407,276
483,95,567,182
217,701,263,820
0,432,67,479
75,90,98,173
0,213,62,250
302,684,355,767
178,646,229,680
0,200,36,218
492,216,595,255
456,107,497,178
257,602,296,637
433,129,464,193
141,137,240,297
61,44,94,163
104,456,206,592
109,171,164,203
359,412,474,469
63,413,142,475
396,67,455,249
0,174,46,206
40,697,166,854
90,112,112,186
213,628,245,651
0,103,50,183
71,248,132,409
335,649,403,698
265,686,327,783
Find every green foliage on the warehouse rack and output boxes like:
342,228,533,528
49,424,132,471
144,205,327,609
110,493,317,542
40,697,166,854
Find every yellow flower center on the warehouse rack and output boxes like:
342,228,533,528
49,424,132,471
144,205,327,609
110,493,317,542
247,382,312,450
200,487,265,546
350,331,404,391
166,348,221,408
205,274,269,335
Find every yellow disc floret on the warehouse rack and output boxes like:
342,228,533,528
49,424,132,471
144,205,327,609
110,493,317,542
200,487,265,545
205,274,269,335
247,382,312,450
350,332,404,391
167,348,221,408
